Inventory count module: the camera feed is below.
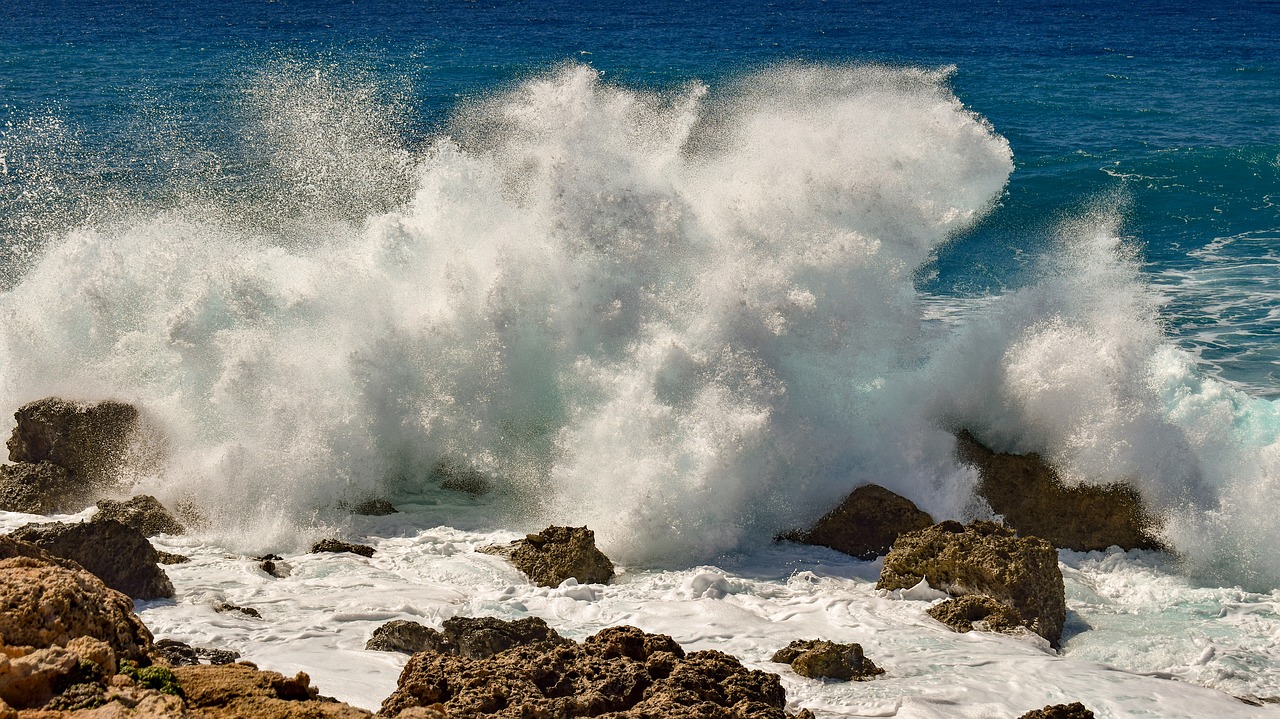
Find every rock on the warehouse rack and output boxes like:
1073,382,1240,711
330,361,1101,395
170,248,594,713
213,602,261,619
770,640,884,681
789,484,934,560
1017,702,1096,719
8,519,175,600
258,554,291,578
7,398,141,490
369,616,569,659
366,621,444,655
154,639,240,667
352,498,398,516
956,430,1162,551
0,462,86,515
876,520,1066,646
478,526,614,587
174,663,372,718
0,636,116,709
0,535,152,660
93,495,185,536
926,595,1025,635
311,539,375,557
157,550,190,565
381,624,811,719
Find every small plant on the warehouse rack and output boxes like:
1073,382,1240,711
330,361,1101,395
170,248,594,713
120,660,184,698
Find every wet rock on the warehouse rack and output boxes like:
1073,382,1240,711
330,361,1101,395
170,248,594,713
258,554,291,578
7,398,142,490
9,519,174,600
877,520,1066,646
478,525,614,587
154,639,240,667
0,535,152,660
367,616,569,659
157,550,190,565
926,595,1025,635
433,458,492,496
93,494,185,536
174,663,372,718
770,640,884,681
213,602,261,619
788,484,934,560
381,624,811,719
366,620,444,655
0,461,86,515
311,538,375,557
352,498,398,516
1017,702,1096,719
956,430,1162,551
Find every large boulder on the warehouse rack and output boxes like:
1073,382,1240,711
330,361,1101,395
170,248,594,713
956,431,1162,551
478,526,615,587
0,535,152,660
7,398,142,490
789,484,934,559
367,616,568,659
877,520,1066,646
93,495,185,536
0,462,85,514
9,519,174,600
381,623,814,719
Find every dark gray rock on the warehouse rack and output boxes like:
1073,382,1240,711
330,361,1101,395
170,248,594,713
93,494,185,536
478,525,614,587
351,498,397,516
213,601,261,619
0,461,87,514
8,518,174,600
771,640,884,681
365,620,446,655
367,616,568,659
7,398,141,489
310,539,374,557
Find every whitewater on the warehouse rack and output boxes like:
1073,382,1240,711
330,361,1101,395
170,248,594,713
2,64,1280,716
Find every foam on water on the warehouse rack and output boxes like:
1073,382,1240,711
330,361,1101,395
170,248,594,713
2,62,1280,592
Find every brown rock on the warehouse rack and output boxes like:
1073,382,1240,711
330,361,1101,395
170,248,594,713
9,519,174,600
352,498,398,516
0,535,152,660
174,663,372,718
366,621,440,655
926,595,1025,635
877,520,1066,646
791,484,934,559
93,496,185,537
956,430,1162,551
477,526,614,587
7,398,141,490
0,462,86,515
310,539,375,558
0,636,116,709
770,640,883,681
1017,702,1096,719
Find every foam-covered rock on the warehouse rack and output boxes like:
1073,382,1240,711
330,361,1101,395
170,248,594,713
770,640,884,681
957,430,1161,551
1017,702,1096,719
791,484,934,559
93,495,185,536
478,526,614,587
9,519,174,600
7,398,142,490
0,462,84,515
877,520,1066,645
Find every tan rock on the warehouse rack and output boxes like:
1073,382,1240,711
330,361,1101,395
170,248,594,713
477,526,614,587
173,664,371,719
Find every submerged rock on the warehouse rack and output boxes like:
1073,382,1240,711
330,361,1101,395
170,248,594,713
9,519,175,600
877,520,1066,645
381,624,812,719
770,640,884,681
926,595,1025,635
0,461,85,515
93,494,185,536
956,430,1162,551
1017,702,1095,719
478,525,614,587
7,398,142,490
311,538,375,557
789,484,934,560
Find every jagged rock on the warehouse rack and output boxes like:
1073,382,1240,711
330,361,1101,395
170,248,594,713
154,639,240,667
956,430,1162,551
174,663,372,718
213,602,261,619
368,616,568,659
1017,702,1095,719
789,484,934,560
311,539,375,557
0,636,116,709
381,624,811,719
478,526,614,587
926,595,1025,635
366,620,444,655
0,535,152,660
877,520,1066,645
770,640,884,681
157,550,190,565
9,519,174,600
7,398,141,490
0,462,86,515
352,498,398,516
93,495,185,536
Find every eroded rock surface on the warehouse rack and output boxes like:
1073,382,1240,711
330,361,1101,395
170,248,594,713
1017,702,1096,719
877,520,1066,645
7,398,141,490
770,640,884,681
368,617,568,659
926,595,1025,635
311,539,375,558
790,484,934,560
174,663,372,718
0,462,84,515
478,526,614,587
93,495,185,536
9,519,174,600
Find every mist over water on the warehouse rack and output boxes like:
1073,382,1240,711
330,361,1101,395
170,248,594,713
2,62,1279,590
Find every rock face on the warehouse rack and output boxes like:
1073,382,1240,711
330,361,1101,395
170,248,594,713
368,617,569,659
9,519,175,600
478,526,615,587
381,623,811,719
93,495,185,536
1018,703,1096,719
7,398,141,490
877,520,1066,646
770,640,884,681
956,430,1162,551
926,595,1024,635
174,663,372,719
0,535,152,661
311,539,375,557
366,620,441,655
791,484,934,560
0,462,83,514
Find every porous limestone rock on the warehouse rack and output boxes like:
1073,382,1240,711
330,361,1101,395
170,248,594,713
1017,702,1096,719
0,462,84,515
93,495,185,536
9,519,174,600
877,520,1066,645
0,636,116,709
174,663,372,718
790,484,934,559
478,526,614,587
956,430,1162,551
7,398,141,490
770,640,884,681
366,620,441,655
926,595,1025,635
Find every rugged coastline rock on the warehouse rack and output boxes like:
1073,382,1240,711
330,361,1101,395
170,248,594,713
0,461,83,515
877,520,1066,645
1017,702,1095,719
93,494,185,536
368,616,569,659
770,640,884,681
787,484,934,559
926,595,1024,635
9,518,175,600
478,525,614,587
381,623,814,718
7,398,142,491
312,539,376,557
956,430,1162,551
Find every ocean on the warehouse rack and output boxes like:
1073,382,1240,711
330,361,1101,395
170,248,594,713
2,1,1280,716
